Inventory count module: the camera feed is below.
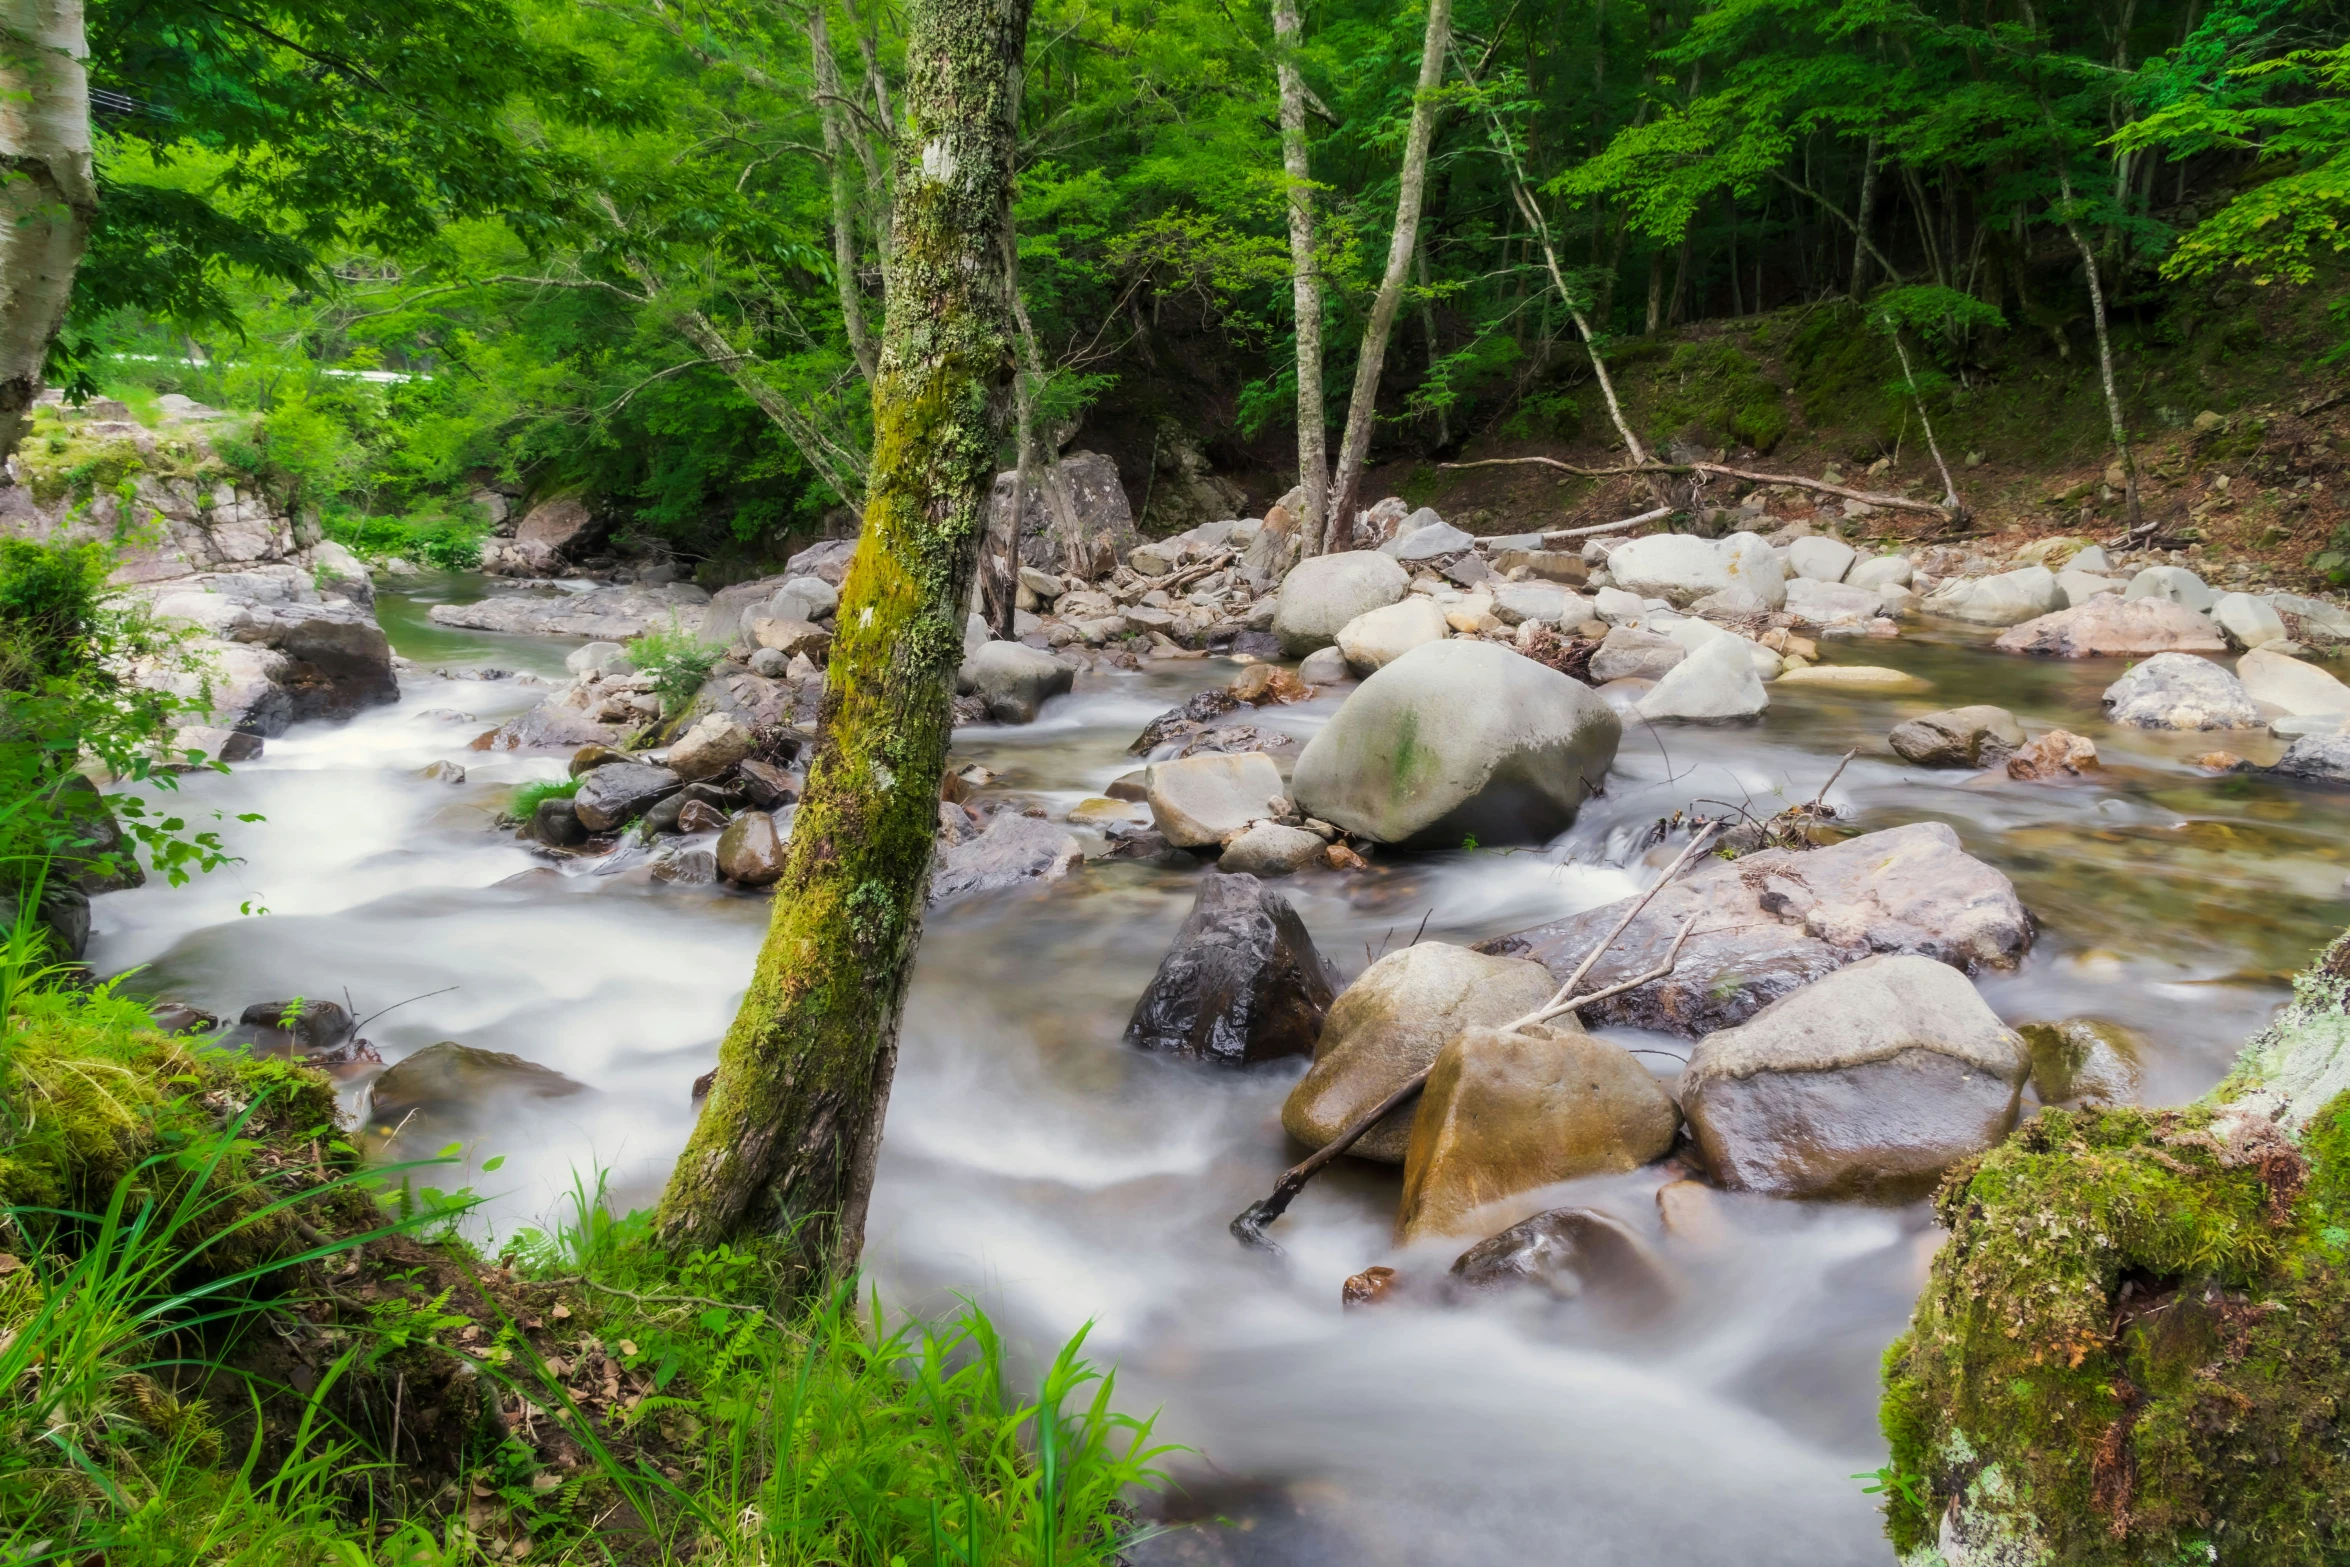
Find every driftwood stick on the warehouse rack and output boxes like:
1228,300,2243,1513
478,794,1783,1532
1540,506,1673,542
1439,453,1953,519
1227,823,1722,1253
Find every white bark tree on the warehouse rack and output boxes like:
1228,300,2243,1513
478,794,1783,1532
1272,0,1327,546
1321,0,1450,553
0,0,94,464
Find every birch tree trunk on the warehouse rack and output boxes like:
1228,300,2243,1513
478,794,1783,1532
0,0,94,465
1322,0,1450,553
1849,134,1880,298
2057,169,2142,532
1272,0,1328,549
655,0,1031,1273
811,4,880,386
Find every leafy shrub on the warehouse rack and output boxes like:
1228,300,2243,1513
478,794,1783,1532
324,505,490,569
627,620,722,715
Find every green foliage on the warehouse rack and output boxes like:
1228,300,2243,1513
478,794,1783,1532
1642,340,1789,454
510,776,582,820
626,623,722,717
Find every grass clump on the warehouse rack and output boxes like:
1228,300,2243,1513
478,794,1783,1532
511,775,581,819
627,621,722,716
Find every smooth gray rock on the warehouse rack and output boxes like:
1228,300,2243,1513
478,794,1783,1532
929,812,1082,902
1846,554,1913,591
1477,821,2031,1037
2123,565,2217,612
1144,751,1289,847
1491,582,1587,627
2055,569,2122,608
1786,535,1856,583
991,450,1138,578
1383,519,1477,563
1635,635,1766,721
565,641,632,676
1218,821,1326,877
1297,646,1350,685
2212,591,2289,650
1921,566,2061,626
2268,732,2350,786
1782,578,1887,629
766,576,838,625
1289,639,1620,847
1605,532,1786,609
428,582,713,642
1588,626,1686,682
1335,597,1449,673
1888,705,2025,768
1680,954,2030,1200
957,640,1075,723
2101,652,2261,730
1272,551,1410,655
785,536,858,584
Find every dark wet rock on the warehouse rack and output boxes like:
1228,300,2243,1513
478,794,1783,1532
716,810,789,886
736,757,800,808
1396,1023,1680,1242
148,1001,219,1035
231,598,399,723
1888,705,2025,768
1102,823,1179,861
1130,687,1243,754
37,884,89,961
676,799,728,834
237,998,354,1053
1476,822,2031,1037
533,796,587,847
929,812,1082,903
1446,1207,1676,1315
1342,1265,1403,1308
2267,732,2350,786
368,1041,587,1127
640,792,688,836
48,773,144,894
572,763,681,832
652,843,719,884
1124,873,1338,1066
1679,954,2030,1201
1282,942,1556,1163
2019,1018,2143,1106
1291,639,1620,847
472,703,620,753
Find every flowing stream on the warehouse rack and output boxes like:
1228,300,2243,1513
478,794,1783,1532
87,571,2350,1564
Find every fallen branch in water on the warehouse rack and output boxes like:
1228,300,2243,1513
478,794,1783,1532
1227,823,1720,1253
1440,453,1959,522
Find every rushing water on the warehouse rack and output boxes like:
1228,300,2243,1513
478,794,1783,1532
86,573,2350,1564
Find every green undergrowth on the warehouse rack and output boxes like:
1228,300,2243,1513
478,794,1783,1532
1,958,1168,1564
322,504,492,571
510,776,581,819
1881,966,2350,1565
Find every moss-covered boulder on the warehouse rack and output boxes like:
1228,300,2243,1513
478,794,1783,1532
1880,933,2350,1565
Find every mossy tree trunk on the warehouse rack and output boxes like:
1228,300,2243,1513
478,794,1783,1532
1882,930,2350,1566
654,0,1032,1276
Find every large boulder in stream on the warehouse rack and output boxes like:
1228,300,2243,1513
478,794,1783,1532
1476,821,2031,1037
929,812,1082,903
1395,1023,1680,1242
1124,873,1338,1066
1144,752,1289,848
1992,595,2227,657
1679,954,2031,1201
367,1042,587,1128
572,762,681,831
1271,550,1409,655
2101,652,2262,730
1282,942,1557,1163
1921,566,2062,626
1289,640,1620,847
957,641,1075,723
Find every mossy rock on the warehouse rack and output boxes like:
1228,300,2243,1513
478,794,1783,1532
1882,948,2350,1565
1639,340,1791,456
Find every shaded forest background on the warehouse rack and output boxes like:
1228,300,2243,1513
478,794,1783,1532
62,0,2350,578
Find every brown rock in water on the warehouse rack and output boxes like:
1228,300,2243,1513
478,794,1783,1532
736,757,800,808
1281,943,1556,1163
1395,1024,1680,1243
675,799,728,834
1445,1207,1676,1315
368,1041,587,1127
569,743,631,777
1678,954,2029,1201
1654,1180,1730,1246
2018,1018,2143,1106
1124,873,1338,1067
1323,842,1367,871
2004,729,2099,781
716,811,788,886
1991,595,2227,658
2194,750,2245,772
1229,662,1312,705
1476,822,2031,1038
1341,1265,1402,1309
1887,705,2025,768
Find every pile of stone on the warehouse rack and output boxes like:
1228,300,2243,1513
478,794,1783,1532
0,391,400,759
516,717,806,891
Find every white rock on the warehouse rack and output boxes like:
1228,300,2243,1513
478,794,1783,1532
1593,586,1648,625
964,612,992,658
766,576,838,624
2238,646,2350,717
1635,634,1768,721
1846,553,1914,591
1336,597,1451,674
1145,752,1291,848
565,640,632,677
2123,565,2217,612
1382,519,1477,562
1297,645,1350,685
2212,591,2289,650
1273,550,1410,655
2102,652,2261,730
1218,821,1327,877
2055,570,2122,608
2069,545,2113,575
1786,536,1857,583
1605,531,1786,609
1922,566,2062,626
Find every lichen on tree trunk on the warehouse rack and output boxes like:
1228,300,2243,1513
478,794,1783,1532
1881,929,2350,1565
0,0,96,465
654,0,1032,1278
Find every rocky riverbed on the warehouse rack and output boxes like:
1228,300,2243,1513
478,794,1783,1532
67,476,2350,1563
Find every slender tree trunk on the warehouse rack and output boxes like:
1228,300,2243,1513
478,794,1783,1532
811,4,880,385
1323,0,1452,552
1415,234,1448,447
2057,168,2141,530
1850,134,1881,298
1888,328,1962,512
1272,0,1328,547
655,0,1032,1272
0,0,94,464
